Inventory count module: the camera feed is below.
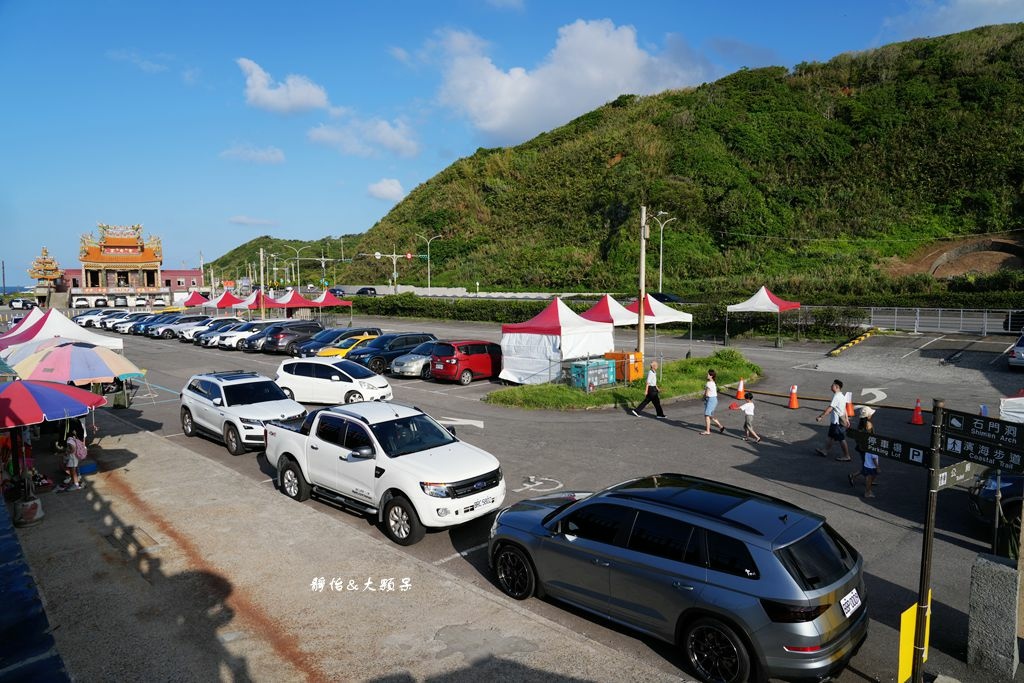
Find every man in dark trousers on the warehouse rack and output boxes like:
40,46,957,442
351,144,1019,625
630,361,666,418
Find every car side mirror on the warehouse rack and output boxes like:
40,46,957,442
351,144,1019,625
446,425,457,437
213,397,223,406
330,375,341,382
351,445,374,459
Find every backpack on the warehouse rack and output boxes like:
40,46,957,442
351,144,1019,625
69,436,88,461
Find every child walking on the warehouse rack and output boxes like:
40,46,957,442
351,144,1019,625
56,434,85,492
739,392,762,443
849,406,879,498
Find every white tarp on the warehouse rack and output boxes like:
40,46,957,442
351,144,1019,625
0,308,123,358
1001,396,1024,423
499,298,614,385
726,285,800,313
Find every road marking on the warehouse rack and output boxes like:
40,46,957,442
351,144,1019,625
860,388,888,404
991,343,1015,365
259,478,274,485
512,476,563,493
164,432,185,438
433,542,488,565
438,417,485,429
901,335,944,359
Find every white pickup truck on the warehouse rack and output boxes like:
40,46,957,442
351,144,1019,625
264,402,505,545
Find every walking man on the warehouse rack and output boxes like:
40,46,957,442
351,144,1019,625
631,361,666,418
815,379,851,461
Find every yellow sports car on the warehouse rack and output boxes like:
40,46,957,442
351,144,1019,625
316,334,378,358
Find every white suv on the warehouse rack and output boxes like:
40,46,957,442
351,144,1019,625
179,371,306,455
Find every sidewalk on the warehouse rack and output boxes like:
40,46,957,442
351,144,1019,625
13,410,684,682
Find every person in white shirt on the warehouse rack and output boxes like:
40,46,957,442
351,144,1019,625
739,392,762,443
630,361,665,418
700,369,726,435
849,406,879,497
815,379,851,461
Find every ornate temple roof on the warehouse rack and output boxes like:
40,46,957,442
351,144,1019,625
79,223,163,266
28,247,62,281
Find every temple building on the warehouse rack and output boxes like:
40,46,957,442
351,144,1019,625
27,247,64,306
63,223,204,307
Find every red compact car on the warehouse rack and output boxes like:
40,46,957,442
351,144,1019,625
431,340,502,385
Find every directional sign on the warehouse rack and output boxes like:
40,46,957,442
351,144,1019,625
943,409,1022,451
934,460,976,491
848,429,929,467
940,435,1024,473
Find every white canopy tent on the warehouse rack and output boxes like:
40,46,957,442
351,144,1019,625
579,294,638,326
499,298,614,385
725,286,800,347
625,294,694,361
0,308,124,359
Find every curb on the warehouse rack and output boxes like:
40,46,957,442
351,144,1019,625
828,327,878,357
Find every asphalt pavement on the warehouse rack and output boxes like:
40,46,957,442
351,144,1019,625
12,318,1024,682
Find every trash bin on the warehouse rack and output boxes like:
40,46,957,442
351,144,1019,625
604,351,644,382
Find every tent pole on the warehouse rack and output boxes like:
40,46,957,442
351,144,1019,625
688,322,692,359
724,313,729,347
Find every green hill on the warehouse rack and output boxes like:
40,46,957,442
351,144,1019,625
212,23,1024,305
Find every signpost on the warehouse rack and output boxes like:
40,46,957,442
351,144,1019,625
942,409,1024,473
934,460,976,491
847,429,929,467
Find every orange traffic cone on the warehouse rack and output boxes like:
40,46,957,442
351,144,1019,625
911,398,924,425
728,401,740,410
788,385,800,409
846,392,856,419
736,378,746,400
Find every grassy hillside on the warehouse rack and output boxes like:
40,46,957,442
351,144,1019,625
212,24,1024,305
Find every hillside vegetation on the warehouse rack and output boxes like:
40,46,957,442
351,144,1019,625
212,24,1024,306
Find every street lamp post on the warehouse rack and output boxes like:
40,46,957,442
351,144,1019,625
651,211,677,293
280,244,314,287
416,233,442,294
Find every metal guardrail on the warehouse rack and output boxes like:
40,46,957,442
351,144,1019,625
864,307,1019,336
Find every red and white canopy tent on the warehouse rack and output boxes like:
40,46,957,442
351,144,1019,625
309,289,354,324
579,294,637,326
200,290,245,310
625,293,694,359
182,291,209,307
274,289,318,308
725,286,800,347
232,291,285,311
499,297,614,385
0,309,123,358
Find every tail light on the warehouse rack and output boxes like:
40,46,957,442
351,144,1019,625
760,599,830,623
1011,349,1018,359
272,333,286,339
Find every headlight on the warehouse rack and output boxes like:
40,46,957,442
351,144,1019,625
421,482,451,498
239,417,263,426
359,381,375,390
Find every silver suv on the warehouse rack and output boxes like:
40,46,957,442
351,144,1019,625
489,473,867,683
179,371,306,455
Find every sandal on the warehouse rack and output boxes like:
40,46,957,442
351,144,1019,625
718,425,726,434
848,474,855,487
835,457,852,462
815,449,827,457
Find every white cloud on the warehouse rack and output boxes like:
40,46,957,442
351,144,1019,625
308,117,419,157
389,46,412,64
236,57,329,113
883,0,1024,39
106,49,169,73
229,215,278,227
219,143,285,164
367,178,406,202
436,20,712,145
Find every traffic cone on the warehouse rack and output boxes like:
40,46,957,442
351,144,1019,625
845,392,855,419
788,385,800,409
911,398,924,425
736,378,746,400
728,401,740,410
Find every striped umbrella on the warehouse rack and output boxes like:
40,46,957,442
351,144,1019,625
0,380,107,428
13,342,144,386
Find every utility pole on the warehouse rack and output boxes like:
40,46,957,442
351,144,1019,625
259,248,265,319
637,206,648,355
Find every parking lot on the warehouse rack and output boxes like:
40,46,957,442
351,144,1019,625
28,317,1024,681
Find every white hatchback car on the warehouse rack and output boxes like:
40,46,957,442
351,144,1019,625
275,357,393,404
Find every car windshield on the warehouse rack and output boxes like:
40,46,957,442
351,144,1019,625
312,329,342,343
1016,335,1024,348
223,380,289,406
232,322,257,333
330,359,375,379
433,343,456,357
409,342,436,356
370,413,457,457
361,336,392,349
776,524,858,591
337,336,367,350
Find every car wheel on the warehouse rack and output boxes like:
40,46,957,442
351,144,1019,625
181,408,195,437
285,343,298,355
344,391,364,404
382,496,425,545
683,617,752,683
281,387,295,400
224,424,246,456
280,460,311,502
162,330,175,339
369,357,387,375
494,544,538,600
459,369,473,385
420,364,432,380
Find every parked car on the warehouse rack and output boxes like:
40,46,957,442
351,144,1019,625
345,332,437,375
274,357,392,404
969,468,1023,538
1004,311,1024,333
218,320,284,350
8,298,37,310
431,340,502,385
112,312,153,333
152,315,212,340
113,296,129,307
293,327,384,358
390,341,444,379
75,308,126,327
134,297,149,307
316,334,379,359
98,311,134,329
650,292,686,304
179,371,306,455
93,297,109,307
328,287,347,297
1009,334,1024,370
489,473,867,683
265,402,504,545
355,287,377,296
261,321,324,355
153,297,167,307
72,297,90,308
238,324,286,353
180,317,243,343
130,313,173,335
71,308,103,323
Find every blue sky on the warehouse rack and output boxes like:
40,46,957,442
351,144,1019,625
2,0,1022,287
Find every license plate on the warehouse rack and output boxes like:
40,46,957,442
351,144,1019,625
435,363,444,370
840,588,861,618
463,496,495,513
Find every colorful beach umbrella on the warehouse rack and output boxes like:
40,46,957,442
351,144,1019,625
13,342,144,386
0,380,107,428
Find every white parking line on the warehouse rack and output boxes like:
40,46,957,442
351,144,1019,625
901,335,944,359
433,542,488,565
164,432,185,438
